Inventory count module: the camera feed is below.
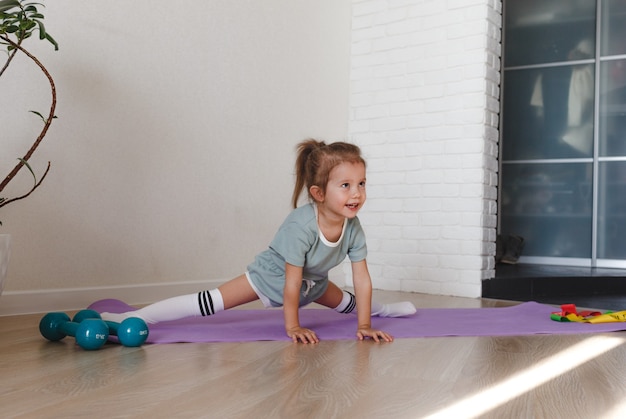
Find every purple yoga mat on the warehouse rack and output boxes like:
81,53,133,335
87,299,626,343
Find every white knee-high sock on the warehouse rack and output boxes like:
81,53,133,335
101,289,225,324
371,300,417,317
334,290,357,313
333,290,417,317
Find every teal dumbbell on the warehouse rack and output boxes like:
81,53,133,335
73,309,149,347
39,312,109,350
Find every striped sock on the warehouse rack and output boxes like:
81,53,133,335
334,290,356,314
198,289,224,317
101,289,224,324
328,290,417,318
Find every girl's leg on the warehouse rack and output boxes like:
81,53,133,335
101,274,259,324
315,282,416,317
217,273,261,309
314,281,345,309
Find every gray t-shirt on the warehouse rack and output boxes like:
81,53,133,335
247,203,367,307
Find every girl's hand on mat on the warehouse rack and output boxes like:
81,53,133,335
287,326,319,344
357,327,393,343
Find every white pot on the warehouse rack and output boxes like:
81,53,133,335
0,234,10,296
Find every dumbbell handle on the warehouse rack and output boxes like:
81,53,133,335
105,320,122,334
73,310,125,332
73,311,125,334
60,321,80,337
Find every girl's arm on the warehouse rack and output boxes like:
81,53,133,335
352,259,393,342
284,262,319,343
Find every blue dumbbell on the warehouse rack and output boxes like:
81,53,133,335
73,309,149,347
39,312,109,350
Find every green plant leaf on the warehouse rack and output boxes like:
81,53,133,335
44,29,56,49
0,0,20,13
17,158,38,186
29,109,44,120
34,18,44,39
29,109,57,122
21,19,36,31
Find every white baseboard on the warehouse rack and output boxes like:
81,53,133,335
0,279,224,316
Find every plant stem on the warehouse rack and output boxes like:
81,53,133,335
0,33,55,200
0,40,20,78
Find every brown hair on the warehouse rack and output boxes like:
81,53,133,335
292,139,366,208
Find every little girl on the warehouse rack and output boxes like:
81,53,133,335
102,139,416,343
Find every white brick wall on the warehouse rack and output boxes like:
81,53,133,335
348,0,502,298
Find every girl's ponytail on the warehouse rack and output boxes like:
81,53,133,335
292,139,325,208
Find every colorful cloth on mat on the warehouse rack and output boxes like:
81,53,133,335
550,303,626,324
87,299,626,343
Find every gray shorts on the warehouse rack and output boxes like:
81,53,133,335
245,271,328,308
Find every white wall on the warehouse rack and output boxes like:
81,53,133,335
348,0,502,298
1,0,503,314
0,0,352,312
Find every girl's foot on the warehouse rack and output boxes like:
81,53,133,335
372,302,417,317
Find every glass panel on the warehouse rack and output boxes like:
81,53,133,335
503,66,594,160
500,163,592,258
597,161,626,259
504,0,596,67
599,59,626,156
601,0,626,57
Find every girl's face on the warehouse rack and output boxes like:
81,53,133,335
314,161,366,220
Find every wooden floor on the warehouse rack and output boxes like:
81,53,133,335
2,290,626,418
